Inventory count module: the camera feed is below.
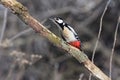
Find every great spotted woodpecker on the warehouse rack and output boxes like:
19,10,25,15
51,17,81,50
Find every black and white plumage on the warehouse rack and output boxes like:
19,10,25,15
53,17,80,42
50,17,82,49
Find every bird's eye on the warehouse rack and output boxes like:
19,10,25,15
56,18,59,20
54,18,60,22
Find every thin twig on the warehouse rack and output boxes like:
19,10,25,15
9,28,32,42
9,19,46,42
92,0,111,63
78,73,84,80
0,19,45,48
5,61,17,80
0,8,8,44
89,0,112,80
109,15,120,79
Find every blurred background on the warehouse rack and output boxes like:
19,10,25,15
0,0,120,80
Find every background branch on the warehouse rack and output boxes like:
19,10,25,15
109,15,120,79
0,8,7,44
89,0,112,79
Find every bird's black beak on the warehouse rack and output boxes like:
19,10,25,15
49,18,57,24
49,18,53,21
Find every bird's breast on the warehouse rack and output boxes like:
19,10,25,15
62,27,77,42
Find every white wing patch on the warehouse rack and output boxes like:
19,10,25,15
67,25,77,35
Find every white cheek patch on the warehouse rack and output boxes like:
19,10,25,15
57,19,63,24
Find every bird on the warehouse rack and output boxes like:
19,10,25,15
51,17,82,50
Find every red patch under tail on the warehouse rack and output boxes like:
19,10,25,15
68,41,81,49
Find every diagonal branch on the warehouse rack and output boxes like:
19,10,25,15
0,8,8,44
0,0,111,80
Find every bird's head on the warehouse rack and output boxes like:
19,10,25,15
51,17,65,30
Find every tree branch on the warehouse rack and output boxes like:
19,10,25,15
0,0,111,80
